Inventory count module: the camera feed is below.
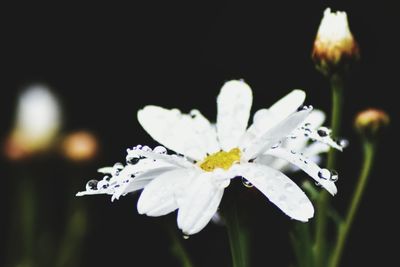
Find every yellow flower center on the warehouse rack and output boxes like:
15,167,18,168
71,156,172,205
199,148,241,172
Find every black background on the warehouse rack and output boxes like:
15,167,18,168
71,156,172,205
1,0,398,266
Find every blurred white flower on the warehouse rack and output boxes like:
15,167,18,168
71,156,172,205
4,85,61,159
77,80,344,235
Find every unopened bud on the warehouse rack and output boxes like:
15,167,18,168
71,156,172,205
61,131,99,162
312,8,360,76
355,109,390,138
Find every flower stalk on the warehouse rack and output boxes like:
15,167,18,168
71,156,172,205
329,140,375,267
20,177,36,267
224,197,250,267
328,106,390,267
315,75,344,266
167,225,194,267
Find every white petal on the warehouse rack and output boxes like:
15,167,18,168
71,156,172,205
77,155,178,200
137,169,194,217
268,89,306,122
284,109,326,151
177,172,224,235
303,142,330,158
122,166,180,195
138,106,219,160
305,109,326,128
243,109,312,160
264,148,337,195
97,167,114,174
255,154,290,171
233,163,314,222
293,126,343,151
217,80,253,151
127,147,194,168
239,109,276,149
241,91,306,149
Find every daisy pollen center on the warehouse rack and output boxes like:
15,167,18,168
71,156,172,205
199,148,241,172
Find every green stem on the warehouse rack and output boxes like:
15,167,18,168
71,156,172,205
291,223,313,267
167,225,194,267
315,75,343,266
224,200,249,267
56,203,88,267
329,141,376,267
20,177,36,267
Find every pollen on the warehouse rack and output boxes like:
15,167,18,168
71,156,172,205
199,148,241,172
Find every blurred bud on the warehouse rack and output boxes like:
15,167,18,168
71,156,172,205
312,8,360,76
61,131,99,162
355,109,390,138
4,85,61,160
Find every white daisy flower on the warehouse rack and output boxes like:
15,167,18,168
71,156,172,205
77,80,344,235
5,85,61,159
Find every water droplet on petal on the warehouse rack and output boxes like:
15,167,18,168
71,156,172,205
183,234,190,240
304,128,312,137
271,142,281,149
291,150,296,154
189,110,200,118
304,123,311,127
134,145,142,150
330,170,338,182
318,169,331,180
127,157,140,165
97,180,109,189
113,162,124,170
142,146,152,152
241,177,254,188
317,129,328,137
86,180,98,191
153,146,167,154
339,139,349,148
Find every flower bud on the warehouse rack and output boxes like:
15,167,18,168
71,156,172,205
355,109,390,138
312,8,360,76
61,131,99,162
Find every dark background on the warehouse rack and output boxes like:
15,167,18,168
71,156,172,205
1,0,398,266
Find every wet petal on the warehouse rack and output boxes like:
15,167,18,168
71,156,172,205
138,106,219,160
217,80,253,151
263,148,337,195
303,142,330,158
305,109,326,128
285,109,326,151
269,89,306,122
241,90,306,149
243,109,312,160
177,172,224,235
137,169,194,217
233,163,314,222
122,166,180,195
239,109,276,149
127,146,194,168
76,149,183,200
